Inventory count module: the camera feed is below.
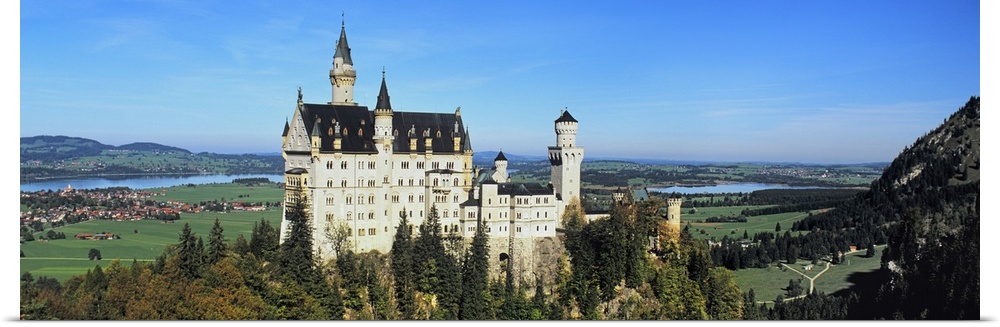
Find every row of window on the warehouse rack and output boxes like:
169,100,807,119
465,210,550,219
486,196,551,206
325,212,378,221
321,177,466,188
515,197,551,205
329,222,549,237
327,193,462,206
355,227,380,237
465,225,550,233
324,160,461,171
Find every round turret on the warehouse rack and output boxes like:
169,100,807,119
493,150,509,182
555,110,579,147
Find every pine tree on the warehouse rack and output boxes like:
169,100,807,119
232,233,250,256
250,218,279,260
177,223,201,279
530,277,548,319
207,218,227,264
279,193,316,284
413,206,460,319
280,192,344,319
391,211,415,319
460,219,490,320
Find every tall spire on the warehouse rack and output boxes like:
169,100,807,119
334,16,353,66
376,68,392,110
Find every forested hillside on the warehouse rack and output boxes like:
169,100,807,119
797,96,980,319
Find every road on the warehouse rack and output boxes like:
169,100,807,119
780,261,831,295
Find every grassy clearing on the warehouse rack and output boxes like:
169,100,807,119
686,207,820,240
733,246,884,303
21,210,282,282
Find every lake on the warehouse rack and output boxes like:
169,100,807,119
649,183,823,194
20,174,285,192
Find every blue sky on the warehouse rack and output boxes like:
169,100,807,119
18,1,980,164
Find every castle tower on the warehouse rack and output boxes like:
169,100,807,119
548,110,584,210
373,70,394,150
612,187,625,204
492,150,508,182
666,196,683,230
330,18,357,105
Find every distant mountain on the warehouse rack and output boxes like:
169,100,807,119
472,151,890,169
473,151,547,165
798,96,979,319
21,135,114,162
116,142,191,154
20,135,283,180
20,136,235,162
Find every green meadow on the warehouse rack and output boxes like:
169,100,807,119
147,182,284,204
685,206,821,240
20,183,284,281
733,246,885,304
21,210,282,281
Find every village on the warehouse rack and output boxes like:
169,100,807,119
19,185,272,241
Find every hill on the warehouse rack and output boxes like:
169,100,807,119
20,135,113,161
795,96,979,319
20,135,283,181
116,142,191,154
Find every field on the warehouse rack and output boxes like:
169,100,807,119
20,182,284,281
685,206,821,240
733,246,885,304
21,210,282,281
147,182,284,204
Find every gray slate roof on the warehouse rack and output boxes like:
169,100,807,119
555,110,578,123
297,103,469,154
497,183,551,196
376,76,392,110
334,23,353,65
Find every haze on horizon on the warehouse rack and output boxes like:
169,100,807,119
19,1,980,164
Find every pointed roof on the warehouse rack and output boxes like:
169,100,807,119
555,110,578,123
376,72,392,110
494,150,507,161
334,19,353,65
311,118,322,137
282,119,290,136
463,128,473,152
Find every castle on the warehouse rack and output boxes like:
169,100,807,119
279,21,582,275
